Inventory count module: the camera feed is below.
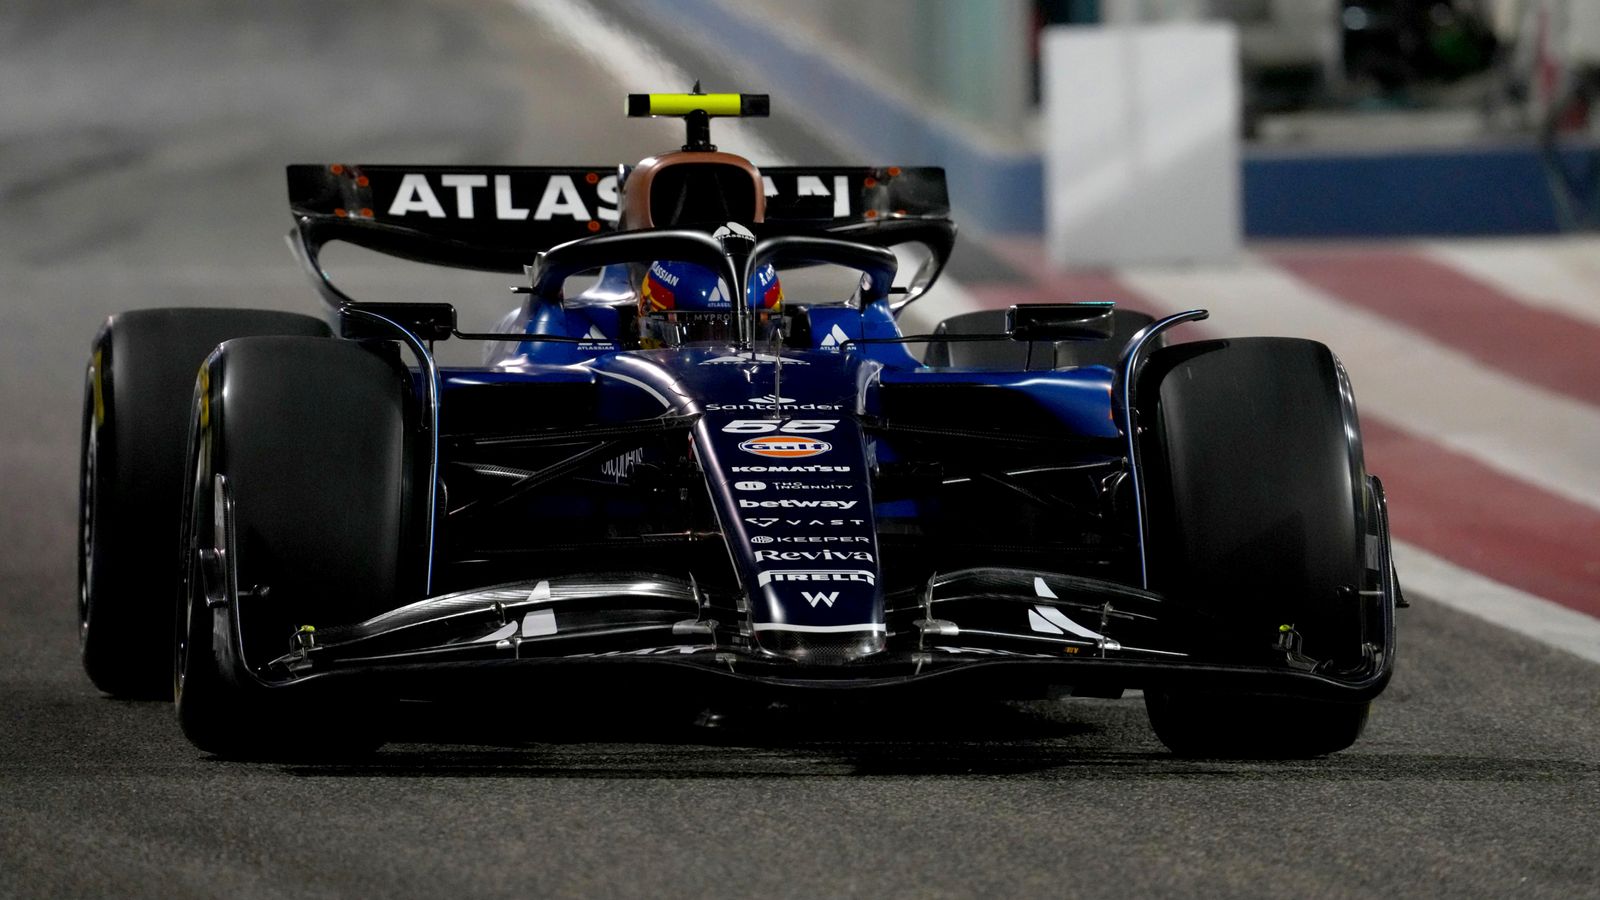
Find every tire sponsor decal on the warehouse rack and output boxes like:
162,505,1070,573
756,569,876,586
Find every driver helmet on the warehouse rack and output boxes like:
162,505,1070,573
639,259,783,347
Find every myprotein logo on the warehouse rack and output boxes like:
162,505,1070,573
754,550,873,563
756,570,876,587
739,436,831,459
738,499,857,510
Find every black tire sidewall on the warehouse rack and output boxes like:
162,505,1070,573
1140,337,1368,664
76,309,330,698
176,335,409,758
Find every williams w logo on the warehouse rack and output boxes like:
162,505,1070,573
801,591,839,608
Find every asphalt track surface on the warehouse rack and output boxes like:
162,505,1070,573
2,2,1598,898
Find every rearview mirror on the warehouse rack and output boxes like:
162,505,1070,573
1006,302,1116,342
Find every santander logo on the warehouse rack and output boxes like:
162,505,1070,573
738,435,832,459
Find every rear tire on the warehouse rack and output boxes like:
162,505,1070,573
175,336,411,759
1139,337,1374,758
78,308,329,699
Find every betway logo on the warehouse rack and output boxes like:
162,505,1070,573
754,550,874,562
738,499,857,510
756,569,876,586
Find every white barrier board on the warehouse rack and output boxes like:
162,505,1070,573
1042,24,1242,266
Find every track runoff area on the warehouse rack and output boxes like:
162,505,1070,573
515,0,1600,668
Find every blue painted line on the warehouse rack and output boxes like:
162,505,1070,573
1243,143,1598,237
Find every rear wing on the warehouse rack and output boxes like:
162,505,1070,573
286,163,951,276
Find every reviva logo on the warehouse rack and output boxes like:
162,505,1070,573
753,550,873,562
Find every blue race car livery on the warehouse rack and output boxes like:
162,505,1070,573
77,93,1401,759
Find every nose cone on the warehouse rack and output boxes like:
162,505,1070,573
677,350,886,664
752,621,887,664
735,476,887,665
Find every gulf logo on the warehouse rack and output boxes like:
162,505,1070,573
739,435,832,459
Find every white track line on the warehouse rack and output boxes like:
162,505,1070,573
512,0,791,166
1422,236,1600,329
1119,253,1600,513
1394,541,1600,665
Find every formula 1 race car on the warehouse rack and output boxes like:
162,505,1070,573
78,92,1400,759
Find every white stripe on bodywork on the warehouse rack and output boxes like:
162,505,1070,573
1027,608,1063,635
749,623,888,633
472,581,554,642
1031,604,1111,642
474,621,519,644
595,369,672,409
521,608,557,637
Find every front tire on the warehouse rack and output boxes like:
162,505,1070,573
78,308,329,699
1138,337,1376,757
175,336,412,758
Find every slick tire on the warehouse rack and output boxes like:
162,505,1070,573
1138,337,1373,758
175,336,412,759
79,308,329,699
